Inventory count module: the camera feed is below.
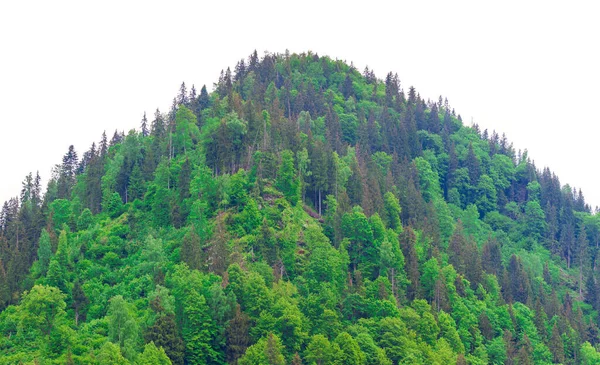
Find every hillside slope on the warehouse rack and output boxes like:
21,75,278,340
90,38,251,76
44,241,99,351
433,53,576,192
1,51,600,364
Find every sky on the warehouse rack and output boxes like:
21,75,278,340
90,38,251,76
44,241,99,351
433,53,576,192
1,1,599,209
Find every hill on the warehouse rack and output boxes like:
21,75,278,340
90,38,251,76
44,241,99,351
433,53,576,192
1,50,600,364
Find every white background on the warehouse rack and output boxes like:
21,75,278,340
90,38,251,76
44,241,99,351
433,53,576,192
1,1,598,209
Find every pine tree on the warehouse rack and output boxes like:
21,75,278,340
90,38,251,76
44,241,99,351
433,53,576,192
145,313,185,365
466,143,481,185
152,108,165,138
550,324,565,363
177,82,188,106
180,228,202,271
577,223,589,299
481,237,503,277
141,112,149,137
183,290,220,364
57,145,78,199
100,131,108,157
71,280,88,326
225,305,251,364
401,227,420,300
265,332,286,365
37,228,52,276
516,334,533,365
276,150,300,205
128,163,145,201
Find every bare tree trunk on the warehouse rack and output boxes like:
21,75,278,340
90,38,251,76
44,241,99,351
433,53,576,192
318,189,322,216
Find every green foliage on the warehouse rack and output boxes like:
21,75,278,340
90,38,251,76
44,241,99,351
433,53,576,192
107,295,139,361
335,332,366,365
19,285,66,337
183,289,221,364
277,150,300,205
238,333,286,365
137,342,172,365
37,229,52,276
2,50,599,365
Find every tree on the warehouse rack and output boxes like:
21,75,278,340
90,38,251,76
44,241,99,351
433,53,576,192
57,145,78,199
71,280,88,326
138,342,172,365
47,229,69,292
226,305,251,364
238,333,286,365
580,342,600,365
475,174,497,216
507,255,531,304
577,223,589,299
481,238,503,277
383,191,402,232
145,312,185,365
334,332,366,365
19,285,66,337
465,143,481,185
141,111,149,137
516,334,533,365
342,206,374,273
180,228,203,271
97,342,128,365
549,324,565,363
107,295,139,361
276,150,300,205
128,163,145,201
297,148,312,203
305,334,338,365
401,226,420,300
183,289,220,364
37,228,52,276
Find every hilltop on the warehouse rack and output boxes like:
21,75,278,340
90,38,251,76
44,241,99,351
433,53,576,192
1,51,599,364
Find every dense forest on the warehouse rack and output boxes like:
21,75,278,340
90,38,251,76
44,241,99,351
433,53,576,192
1,50,600,364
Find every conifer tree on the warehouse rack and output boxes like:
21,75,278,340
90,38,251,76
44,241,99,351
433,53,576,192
36,228,52,276
180,228,202,271
145,314,185,365
401,226,420,300
141,111,149,137
225,305,250,364
128,163,145,201
71,280,88,326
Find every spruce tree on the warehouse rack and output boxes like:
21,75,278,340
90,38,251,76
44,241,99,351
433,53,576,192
141,111,149,137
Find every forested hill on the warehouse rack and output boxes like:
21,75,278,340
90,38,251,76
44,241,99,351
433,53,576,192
1,51,600,364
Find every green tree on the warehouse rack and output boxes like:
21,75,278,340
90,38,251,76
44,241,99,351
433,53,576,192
137,342,172,365
77,207,94,230
19,285,66,338
128,163,145,201
334,332,366,365
549,324,565,363
342,206,374,272
475,174,497,216
304,334,338,365
226,305,251,364
107,295,139,361
238,333,286,365
71,280,88,326
145,314,185,365
97,342,129,365
297,148,312,203
276,150,300,205
383,191,402,233
401,227,420,300
183,289,220,364
580,342,600,365
37,228,52,276
180,227,203,271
